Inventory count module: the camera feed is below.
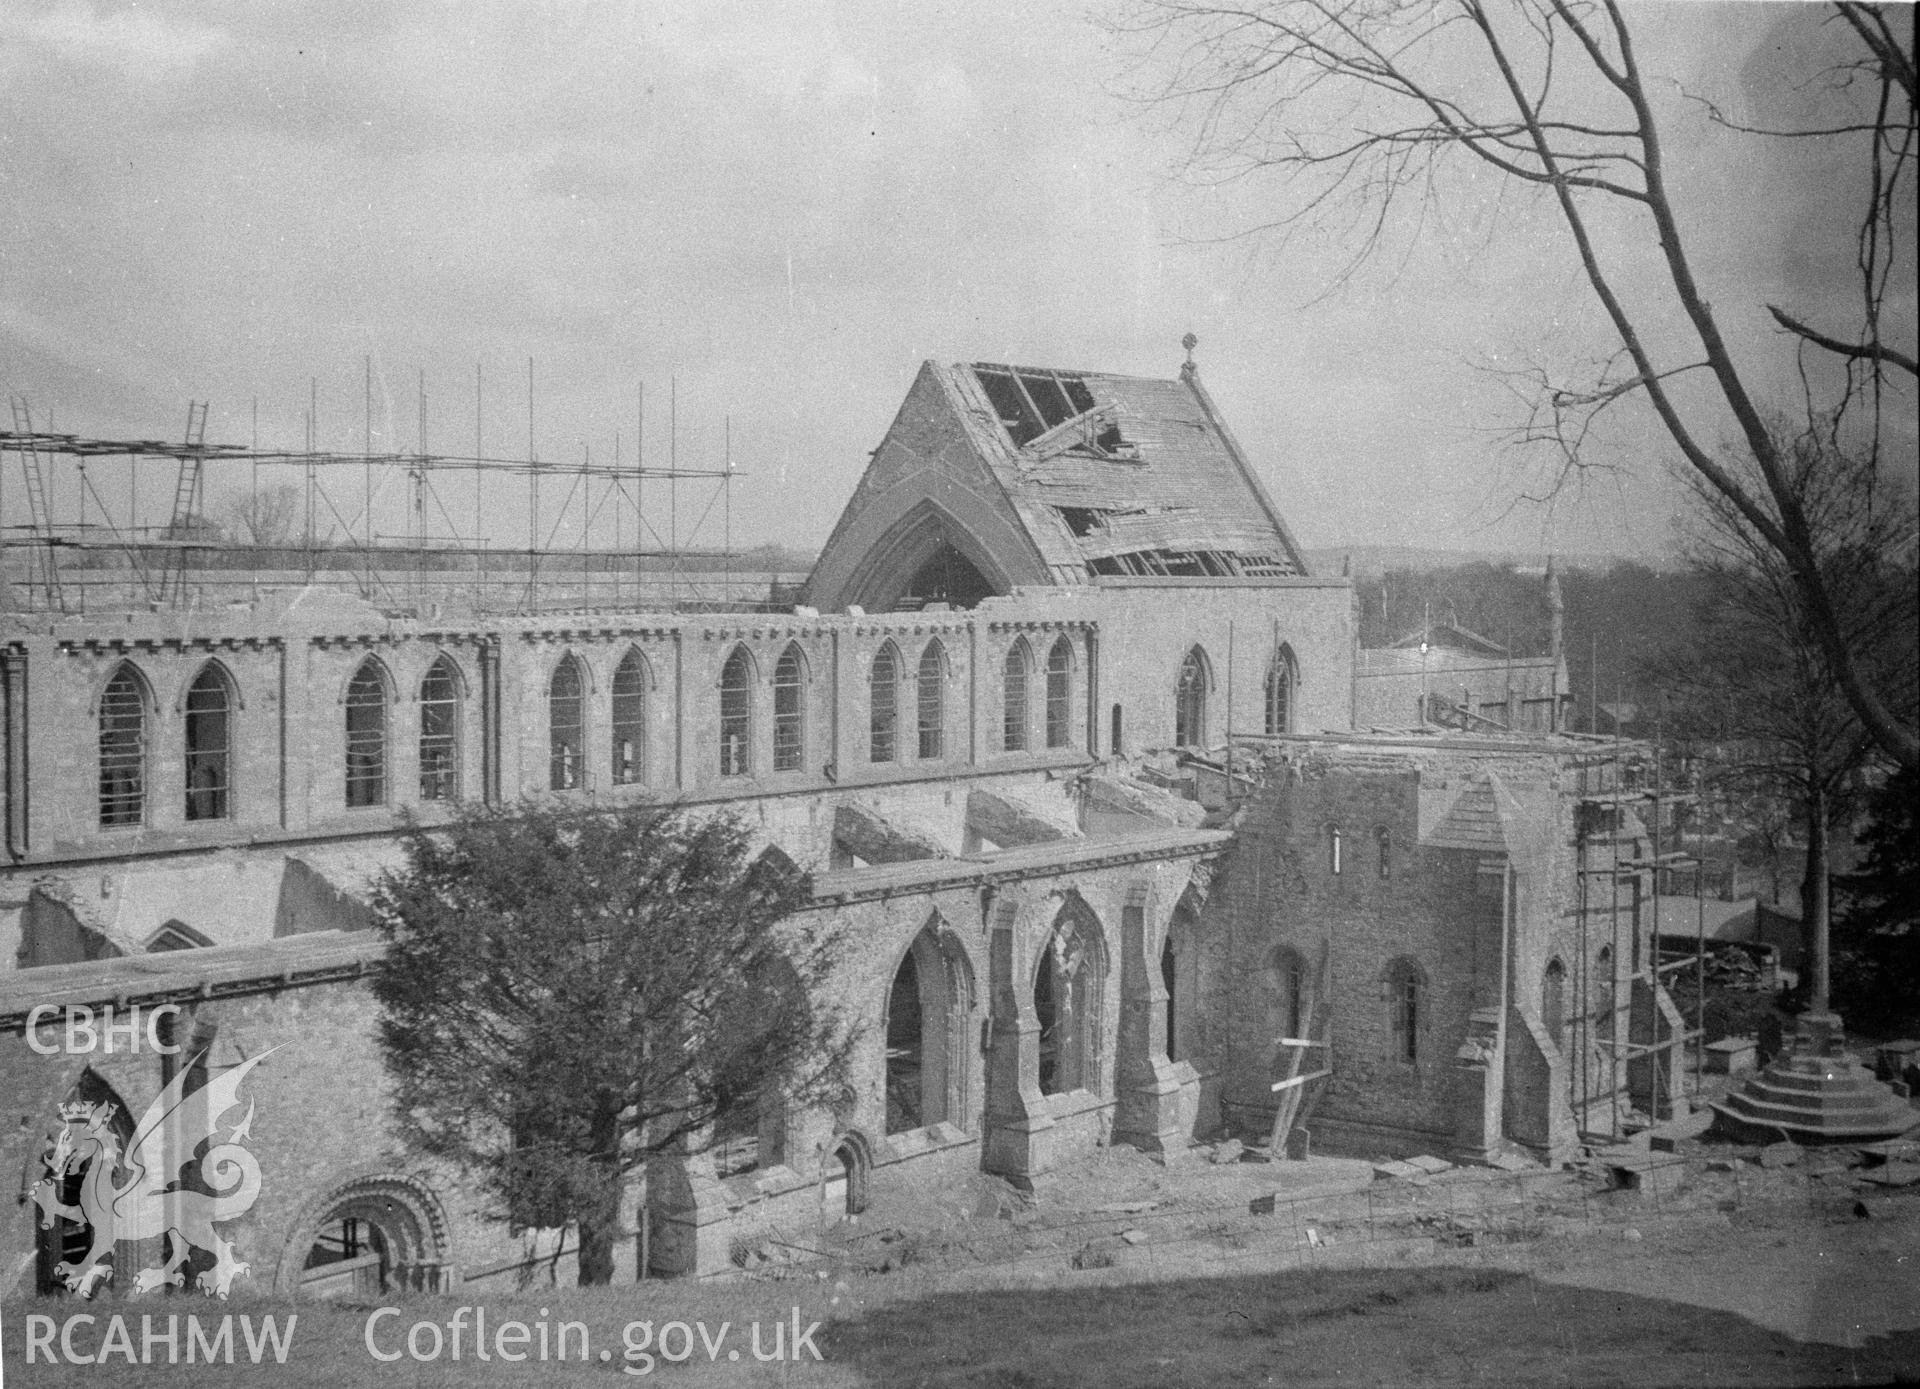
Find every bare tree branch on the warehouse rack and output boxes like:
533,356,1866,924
1769,304,1920,377
1109,0,1919,769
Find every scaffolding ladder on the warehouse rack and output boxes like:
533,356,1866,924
7,397,64,608
157,402,209,604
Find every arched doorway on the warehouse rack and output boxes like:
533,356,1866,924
290,1176,451,1298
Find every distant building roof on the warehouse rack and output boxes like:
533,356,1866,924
1387,622,1509,657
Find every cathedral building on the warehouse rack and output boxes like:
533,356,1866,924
0,357,1673,1290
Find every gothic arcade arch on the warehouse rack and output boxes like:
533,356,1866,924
833,498,1016,613
882,916,977,1134
1033,896,1109,1096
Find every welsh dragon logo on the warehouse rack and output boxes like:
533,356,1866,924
28,1049,275,1299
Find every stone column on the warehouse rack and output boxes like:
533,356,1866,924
1452,857,1511,1161
1112,886,1197,1158
1451,1006,1504,1162
981,894,1055,1180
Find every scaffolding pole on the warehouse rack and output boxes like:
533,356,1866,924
0,390,750,616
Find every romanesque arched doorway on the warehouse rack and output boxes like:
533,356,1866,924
286,1175,451,1298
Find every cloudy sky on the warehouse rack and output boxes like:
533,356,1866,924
1,1,1910,565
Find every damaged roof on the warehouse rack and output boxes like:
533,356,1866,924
940,361,1309,582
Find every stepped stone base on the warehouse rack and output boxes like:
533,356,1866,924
1710,1014,1917,1145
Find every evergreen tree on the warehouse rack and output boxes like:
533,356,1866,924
371,803,850,1284
1832,770,1920,1036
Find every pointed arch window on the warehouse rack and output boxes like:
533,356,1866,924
548,655,585,790
913,641,944,760
1046,636,1073,749
720,646,752,777
869,643,899,763
772,644,805,772
611,650,647,786
184,664,233,821
917,639,946,760
1265,646,1296,735
1002,640,1030,753
418,656,461,801
1175,647,1208,748
98,665,147,828
344,662,388,808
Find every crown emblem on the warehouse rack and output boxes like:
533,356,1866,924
58,1100,113,1125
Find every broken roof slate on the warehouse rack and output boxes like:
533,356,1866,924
940,362,1307,581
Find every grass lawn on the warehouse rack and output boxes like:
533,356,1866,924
8,1259,1918,1388
824,1265,1920,1388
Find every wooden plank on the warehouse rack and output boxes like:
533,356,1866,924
1270,1068,1332,1093
1263,939,1331,1160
